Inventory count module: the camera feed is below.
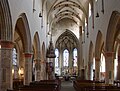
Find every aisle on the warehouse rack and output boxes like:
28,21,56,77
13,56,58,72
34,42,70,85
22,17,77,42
60,81,76,91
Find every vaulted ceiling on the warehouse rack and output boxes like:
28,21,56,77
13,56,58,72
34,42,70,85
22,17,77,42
55,30,79,50
43,0,90,49
45,0,89,27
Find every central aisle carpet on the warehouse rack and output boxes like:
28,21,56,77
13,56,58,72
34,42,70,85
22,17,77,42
60,81,76,91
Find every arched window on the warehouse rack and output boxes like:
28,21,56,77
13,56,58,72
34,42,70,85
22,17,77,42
55,49,60,75
85,18,87,27
63,49,69,67
93,57,95,70
12,48,17,65
92,57,95,80
114,52,118,80
55,49,59,67
12,48,19,79
100,53,105,72
100,53,105,81
89,3,92,17
73,48,77,67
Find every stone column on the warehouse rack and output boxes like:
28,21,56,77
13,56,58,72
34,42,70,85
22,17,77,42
40,61,46,80
59,50,63,75
69,50,73,75
88,61,93,80
95,57,100,81
34,59,41,81
13,65,19,79
117,56,120,80
78,26,83,77
24,53,33,85
105,52,114,84
0,41,14,91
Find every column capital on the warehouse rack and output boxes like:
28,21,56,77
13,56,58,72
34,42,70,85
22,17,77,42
0,40,14,48
24,53,33,58
95,57,100,61
34,58,41,61
105,51,115,57
34,59,41,64
40,61,46,64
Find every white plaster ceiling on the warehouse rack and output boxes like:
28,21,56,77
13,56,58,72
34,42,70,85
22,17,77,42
46,0,89,34
45,0,90,49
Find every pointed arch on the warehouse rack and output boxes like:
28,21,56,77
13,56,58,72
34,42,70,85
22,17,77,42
106,11,120,51
15,13,32,52
95,31,104,58
55,29,79,51
33,32,41,59
0,0,13,41
42,42,46,61
0,1,13,90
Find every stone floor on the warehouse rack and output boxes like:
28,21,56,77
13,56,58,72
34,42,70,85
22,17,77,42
60,81,76,91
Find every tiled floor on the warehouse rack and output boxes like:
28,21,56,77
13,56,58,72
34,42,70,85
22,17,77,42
61,81,76,91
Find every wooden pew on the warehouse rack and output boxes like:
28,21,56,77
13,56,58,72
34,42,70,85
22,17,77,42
13,79,23,89
30,79,61,91
8,85,57,91
7,79,61,91
73,79,120,91
114,80,120,87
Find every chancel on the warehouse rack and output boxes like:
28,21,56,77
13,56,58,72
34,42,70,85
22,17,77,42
0,0,120,91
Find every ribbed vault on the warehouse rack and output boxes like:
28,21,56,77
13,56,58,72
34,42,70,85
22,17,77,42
55,30,79,51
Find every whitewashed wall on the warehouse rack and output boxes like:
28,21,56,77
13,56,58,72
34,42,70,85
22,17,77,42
8,0,47,49
83,0,120,65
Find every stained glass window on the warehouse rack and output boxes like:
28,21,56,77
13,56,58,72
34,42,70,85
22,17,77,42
63,49,69,67
55,49,60,75
12,48,17,65
73,48,77,67
100,53,105,72
55,49,59,67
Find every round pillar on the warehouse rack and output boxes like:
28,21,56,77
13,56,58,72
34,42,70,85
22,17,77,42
95,57,100,81
117,56,120,80
24,53,33,85
40,61,46,80
105,52,114,84
0,41,14,91
34,59,41,81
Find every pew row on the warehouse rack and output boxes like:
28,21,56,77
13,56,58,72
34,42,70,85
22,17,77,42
73,80,120,91
7,79,61,91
